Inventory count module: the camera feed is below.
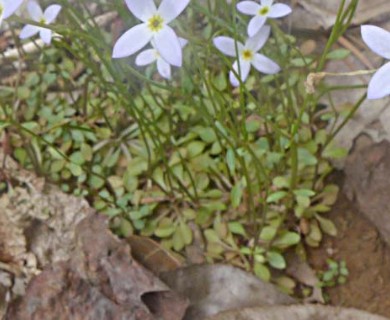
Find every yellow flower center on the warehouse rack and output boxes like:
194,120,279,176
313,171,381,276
241,49,253,61
0,5,3,17
39,18,46,24
259,6,270,16
147,15,164,33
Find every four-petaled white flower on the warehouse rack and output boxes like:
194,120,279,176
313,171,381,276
136,38,188,80
0,0,24,26
237,0,291,37
213,26,280,86
361,25,390,100
19,1,61,44
112,0,190,67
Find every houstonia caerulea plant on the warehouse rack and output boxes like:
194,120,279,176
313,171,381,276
135,38,188,80
0,0,24,26
237,0,291,37
214,26,280,86
112,0,190,67
19,1,61,44
361,25,390,100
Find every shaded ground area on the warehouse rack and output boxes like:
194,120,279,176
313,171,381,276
309,174,390,318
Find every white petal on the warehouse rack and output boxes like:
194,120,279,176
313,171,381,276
213,36,243,57
112,23,152,59
125,0,156,21
236,1,260,15
261,0,274,6
40,28,52,44
230,59,251,86
367,61,390,99
154,25,182,66
178,37,188,48
247,15,267,37
252,53,280,74
44,4,62,24
245,25,271,52
19,25,39,39
158,0,190,23
268,3,291,18
157,58,171,79
3,0,24,19
361,25,390,59
27,1,43,21
135,49,157,66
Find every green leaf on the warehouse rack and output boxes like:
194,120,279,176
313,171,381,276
172,228,185,251
204,229,220,243
197,127,217,143
17,86,31,99
266,191,288,203
51,159,66,173
123,173,138,193
275,276,296,295
183,208,196,220
315,214,337,236
230,183,243,208
68,163,83,176
226,148,236,174
213,72,227,91
127,157,148,177
326,49,350,60
260,226,277,241
266,251,286,269
21,121,38,131
298,148,317,166
272,176,289,189
104,148,121,168
290,57,313,67
210,141,222,155
70,151,85,165
228,222,246,237
81,143,93,161
245,120,261,133
321,184,339,205
89,174,105,190
180,221,193,245
293,189,315,197
322,145,347,159
196,207,212,226
154,218,175,238
14,148,28,166
254,262,271,281
273,232,301,249
296,195,311,209
187,141,206,158
119,219,133,237
306,220,322,247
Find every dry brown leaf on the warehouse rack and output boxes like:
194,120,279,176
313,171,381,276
6,215,189,320
127,235,184,275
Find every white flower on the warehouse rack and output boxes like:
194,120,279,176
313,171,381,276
135,38,188,80
361,25,390,100
237,0,291,37
112,0,190,67
0,0,24,26
19,1,61,44
213,26,280,86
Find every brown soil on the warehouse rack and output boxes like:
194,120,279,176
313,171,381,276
308,175,390,318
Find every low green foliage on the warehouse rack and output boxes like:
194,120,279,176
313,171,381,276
319,259,349,287
0,0,362,283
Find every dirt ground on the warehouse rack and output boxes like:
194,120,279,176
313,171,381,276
308,174,390,318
